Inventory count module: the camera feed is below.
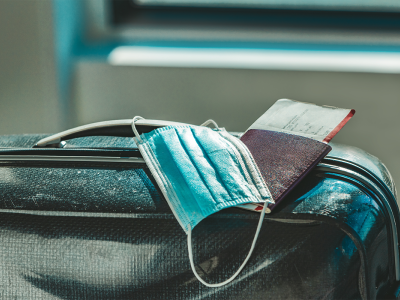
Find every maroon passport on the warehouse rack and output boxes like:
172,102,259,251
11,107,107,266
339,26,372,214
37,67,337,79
240,129,332,211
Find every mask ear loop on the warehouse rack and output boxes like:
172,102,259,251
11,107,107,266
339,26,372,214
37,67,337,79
187,199,271,287
200,119,220,130
131,116,145,144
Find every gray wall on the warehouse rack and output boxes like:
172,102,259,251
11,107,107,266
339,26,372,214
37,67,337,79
73,63,400,187
0,0,60,135
1,0,400,190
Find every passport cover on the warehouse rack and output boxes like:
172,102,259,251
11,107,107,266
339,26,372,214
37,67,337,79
240,129,332,211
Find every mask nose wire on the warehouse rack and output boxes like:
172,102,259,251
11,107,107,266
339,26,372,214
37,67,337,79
187,199,271,288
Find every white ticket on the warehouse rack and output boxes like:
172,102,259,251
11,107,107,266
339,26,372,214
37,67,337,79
247,99,355,143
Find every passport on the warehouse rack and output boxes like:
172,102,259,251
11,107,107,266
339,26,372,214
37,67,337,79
237,99,354,212
240,129,331,211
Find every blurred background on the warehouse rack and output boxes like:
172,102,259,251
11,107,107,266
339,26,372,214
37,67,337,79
1,0,400,185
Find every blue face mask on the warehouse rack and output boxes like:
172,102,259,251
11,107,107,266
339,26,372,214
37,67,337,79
132,117,273,287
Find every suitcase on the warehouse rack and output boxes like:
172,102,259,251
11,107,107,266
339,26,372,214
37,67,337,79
0,119,398,299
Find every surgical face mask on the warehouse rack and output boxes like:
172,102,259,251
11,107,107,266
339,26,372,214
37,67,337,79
132,117,273,287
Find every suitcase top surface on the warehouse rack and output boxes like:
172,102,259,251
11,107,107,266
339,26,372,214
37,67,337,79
0,133,396,197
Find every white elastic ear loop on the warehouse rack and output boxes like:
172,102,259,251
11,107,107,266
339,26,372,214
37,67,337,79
200,119,220,130
187,200,270,287
131,116,145,143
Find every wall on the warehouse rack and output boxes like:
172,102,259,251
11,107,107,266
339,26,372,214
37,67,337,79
0,0,60,135
1,0,400,191
72,62,400,187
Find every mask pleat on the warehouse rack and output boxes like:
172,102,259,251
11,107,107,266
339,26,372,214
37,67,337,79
193,128,258,204
142,130,201,228
177,128,232,207
137,124,272,234
157,129,216,220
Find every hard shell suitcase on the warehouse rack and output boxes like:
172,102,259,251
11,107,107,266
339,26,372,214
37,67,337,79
0,120,398,299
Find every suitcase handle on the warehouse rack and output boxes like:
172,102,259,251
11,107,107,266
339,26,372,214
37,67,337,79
34,119,190,148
